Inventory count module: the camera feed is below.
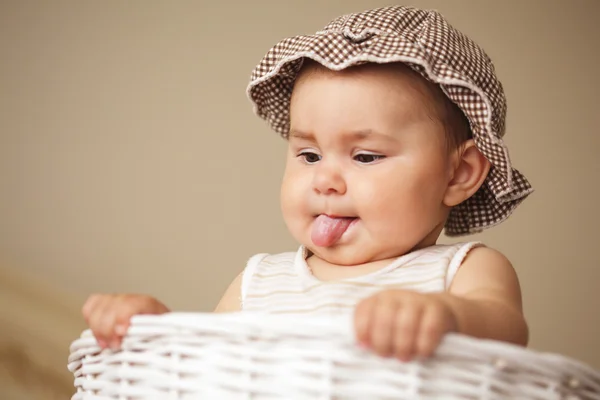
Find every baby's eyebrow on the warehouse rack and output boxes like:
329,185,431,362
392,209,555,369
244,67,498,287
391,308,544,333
288,129,315,140
289,129,394,142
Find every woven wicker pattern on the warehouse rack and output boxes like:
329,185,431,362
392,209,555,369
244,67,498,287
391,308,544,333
68,313,600,399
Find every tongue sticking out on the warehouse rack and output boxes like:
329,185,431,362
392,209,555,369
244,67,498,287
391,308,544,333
311,215,355,247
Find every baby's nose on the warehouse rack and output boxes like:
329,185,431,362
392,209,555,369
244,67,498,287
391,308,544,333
312,161,347,195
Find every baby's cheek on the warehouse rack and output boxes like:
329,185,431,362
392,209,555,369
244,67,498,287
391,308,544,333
280,185,309,238
365,195,429,242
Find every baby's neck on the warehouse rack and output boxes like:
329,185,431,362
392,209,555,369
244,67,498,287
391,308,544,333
305,253,400,281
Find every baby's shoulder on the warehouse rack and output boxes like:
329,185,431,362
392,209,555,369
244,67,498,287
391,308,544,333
449,244,519,291
245,250,298,271
413,241,484,264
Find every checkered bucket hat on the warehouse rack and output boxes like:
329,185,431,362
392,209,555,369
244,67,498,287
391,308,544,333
246,6,533,236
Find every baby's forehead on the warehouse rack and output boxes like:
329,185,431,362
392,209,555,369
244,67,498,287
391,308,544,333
297,60,422,84
292,61,443,112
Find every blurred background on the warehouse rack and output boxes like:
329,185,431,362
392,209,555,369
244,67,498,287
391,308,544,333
1,0,599,398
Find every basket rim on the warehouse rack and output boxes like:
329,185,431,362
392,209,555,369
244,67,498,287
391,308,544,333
69,311,600,385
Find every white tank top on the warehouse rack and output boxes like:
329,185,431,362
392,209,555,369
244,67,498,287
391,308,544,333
241,242,482,315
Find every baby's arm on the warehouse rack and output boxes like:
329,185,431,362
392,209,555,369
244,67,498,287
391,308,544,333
443,246,528,345
213,272,243,312
354,246,527,361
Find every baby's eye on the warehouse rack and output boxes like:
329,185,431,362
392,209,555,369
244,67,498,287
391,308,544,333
298,151,321,164
354,153,385,164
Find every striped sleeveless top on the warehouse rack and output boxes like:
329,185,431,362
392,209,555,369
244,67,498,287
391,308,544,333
241,242,481,315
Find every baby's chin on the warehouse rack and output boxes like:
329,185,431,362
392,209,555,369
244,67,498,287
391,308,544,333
305,243,395,267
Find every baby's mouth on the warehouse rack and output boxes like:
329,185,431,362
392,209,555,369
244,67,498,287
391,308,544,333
311,215,358,247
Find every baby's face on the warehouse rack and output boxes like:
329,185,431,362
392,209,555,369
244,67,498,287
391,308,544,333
281,63,455,265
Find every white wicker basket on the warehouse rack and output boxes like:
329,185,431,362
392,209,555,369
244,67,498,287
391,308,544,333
68,312,600,400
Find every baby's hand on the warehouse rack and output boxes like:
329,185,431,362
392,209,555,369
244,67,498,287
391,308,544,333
354,289,457,361
82,293,169,349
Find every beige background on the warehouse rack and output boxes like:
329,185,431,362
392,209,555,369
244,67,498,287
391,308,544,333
1,0,599,395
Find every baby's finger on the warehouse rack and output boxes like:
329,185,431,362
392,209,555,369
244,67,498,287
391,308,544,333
112,296,154,343
99,307,121,349
114,320,129,337
93,298,121,348
87,296,112,348
82,294,102,322
113,302,139,337
416,305,446,358
354,297,376,346
392,305,421,362
369,296,397,357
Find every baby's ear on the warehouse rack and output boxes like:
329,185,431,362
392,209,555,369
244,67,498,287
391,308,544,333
443,140,491,207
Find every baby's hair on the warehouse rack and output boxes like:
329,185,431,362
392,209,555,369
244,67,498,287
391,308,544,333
293,59,472,151
401,63,473,151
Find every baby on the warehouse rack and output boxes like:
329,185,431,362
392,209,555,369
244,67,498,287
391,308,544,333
82,6,533,362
